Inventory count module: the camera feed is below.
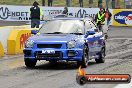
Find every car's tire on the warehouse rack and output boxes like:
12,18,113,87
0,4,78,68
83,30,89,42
95,48,105,63
24,59,37,68
77,45,89,68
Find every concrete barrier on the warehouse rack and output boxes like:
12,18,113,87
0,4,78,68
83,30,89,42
0,25,30,50
7,29,31,55
0,27,13,50
0,41,4,57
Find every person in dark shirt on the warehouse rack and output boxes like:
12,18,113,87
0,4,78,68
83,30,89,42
89,0,93,8
42,0,45,6
79,0,83,7
62,7,68,15
48,0,53,6
98,0,102,8
30,1,43,28
66,0,71,7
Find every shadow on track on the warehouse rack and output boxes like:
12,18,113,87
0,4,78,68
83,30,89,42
27,61,97,70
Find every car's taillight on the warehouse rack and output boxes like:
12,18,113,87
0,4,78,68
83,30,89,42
88,42,94,46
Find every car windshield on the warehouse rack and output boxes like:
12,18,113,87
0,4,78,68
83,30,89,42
39,20,84,34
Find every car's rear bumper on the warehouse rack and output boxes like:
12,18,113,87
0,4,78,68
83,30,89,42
89,45,102,52
23,48,83,61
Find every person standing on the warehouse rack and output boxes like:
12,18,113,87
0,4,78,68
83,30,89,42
95,8,105,31
105,8,112,26
30,1,43,28
95,7,109,39
48,0,53,6
62,7,68,15
79,0,83,7
89,0,93,8
98,0,102,8
66,0,71,7
42,0,45,6
111,0,116,9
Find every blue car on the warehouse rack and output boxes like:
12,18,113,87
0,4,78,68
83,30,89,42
23,17,106,68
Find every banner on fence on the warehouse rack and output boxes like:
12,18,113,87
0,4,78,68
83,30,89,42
112,9,132,26
0,5,100,21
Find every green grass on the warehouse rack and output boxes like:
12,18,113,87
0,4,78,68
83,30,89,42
0,0,125,8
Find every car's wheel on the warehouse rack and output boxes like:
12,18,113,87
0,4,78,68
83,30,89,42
95,48,105,63
77,45,89,68
24,59,37,68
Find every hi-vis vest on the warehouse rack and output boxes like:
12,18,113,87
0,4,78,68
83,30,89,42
96,12,105,24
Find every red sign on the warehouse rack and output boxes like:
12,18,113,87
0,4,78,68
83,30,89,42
20,33,31,49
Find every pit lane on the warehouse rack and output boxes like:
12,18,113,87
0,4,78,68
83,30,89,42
0,25,132,88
